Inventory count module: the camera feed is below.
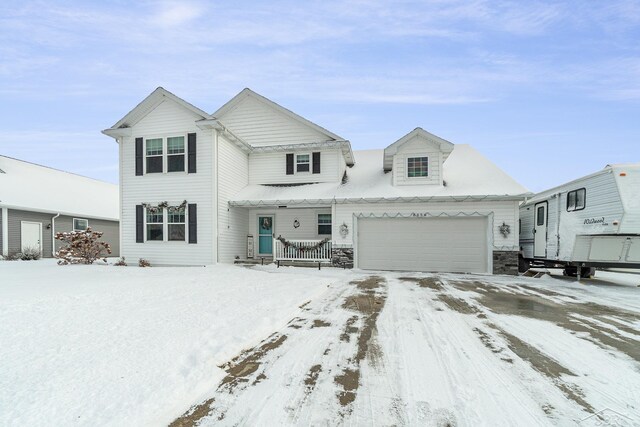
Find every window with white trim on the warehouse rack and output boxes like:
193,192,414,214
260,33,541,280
145,138,163,173
146,209,164,241
167,136,185,172
407,156,429,178
168,206,186,241
296,154,310,172
318,213,331,235
73,218,88,231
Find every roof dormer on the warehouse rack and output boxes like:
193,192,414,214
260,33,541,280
383,128,454,186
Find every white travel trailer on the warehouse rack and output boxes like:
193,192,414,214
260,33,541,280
519,163,640,277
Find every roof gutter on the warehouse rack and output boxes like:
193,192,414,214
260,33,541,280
229,193,532,207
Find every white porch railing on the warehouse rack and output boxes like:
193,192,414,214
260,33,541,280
274,238,332,262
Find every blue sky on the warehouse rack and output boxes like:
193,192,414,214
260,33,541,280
0,0,638,192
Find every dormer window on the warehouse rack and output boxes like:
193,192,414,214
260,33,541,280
407,156,429,178
296,154,310,172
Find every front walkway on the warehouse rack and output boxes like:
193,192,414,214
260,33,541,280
171,270,640,426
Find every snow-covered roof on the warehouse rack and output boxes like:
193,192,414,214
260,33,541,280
0,156,119,220
230,145,530,206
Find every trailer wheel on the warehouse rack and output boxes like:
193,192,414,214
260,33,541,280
563,266,577,277
580,267,595,278
518,256,530,273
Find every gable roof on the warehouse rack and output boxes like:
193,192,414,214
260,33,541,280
383,128,455,171
102,87,212,138
212,88,355,165
0,156,119,220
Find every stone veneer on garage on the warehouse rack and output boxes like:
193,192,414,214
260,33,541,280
492,250,519,275
334,247,519,275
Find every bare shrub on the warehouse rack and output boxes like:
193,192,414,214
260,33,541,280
55,227,112,265
114,257,127,266
138,258,151,267
18,247,41,261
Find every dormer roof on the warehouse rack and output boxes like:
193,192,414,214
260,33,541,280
383,128,454,171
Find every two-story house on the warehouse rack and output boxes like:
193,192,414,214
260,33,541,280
103,87,529,274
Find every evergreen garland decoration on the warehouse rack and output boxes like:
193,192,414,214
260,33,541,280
276,235,331,253
142,200,187,213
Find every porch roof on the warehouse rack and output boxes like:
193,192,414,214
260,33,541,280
229,146,531,207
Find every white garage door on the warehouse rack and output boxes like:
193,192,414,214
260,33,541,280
357,217,488,273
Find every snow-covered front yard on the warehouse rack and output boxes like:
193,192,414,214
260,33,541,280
1,261,639,426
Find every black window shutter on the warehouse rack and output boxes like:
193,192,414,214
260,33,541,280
135,205,144,243
188,133,197,173
188,204,197,244
312,152,321,174
135,138,143,176
286,153,294,175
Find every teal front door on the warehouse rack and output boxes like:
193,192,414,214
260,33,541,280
258,216,274,255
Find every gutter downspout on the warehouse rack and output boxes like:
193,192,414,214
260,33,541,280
1,207,8,257
51,213,60,257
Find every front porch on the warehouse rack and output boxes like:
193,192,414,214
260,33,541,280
238,205,339,264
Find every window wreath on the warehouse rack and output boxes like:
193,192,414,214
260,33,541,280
260,217,273,230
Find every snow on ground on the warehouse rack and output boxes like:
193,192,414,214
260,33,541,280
2,261,639,426
0,260,339,426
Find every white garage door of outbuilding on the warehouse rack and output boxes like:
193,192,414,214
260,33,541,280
357,217,489,273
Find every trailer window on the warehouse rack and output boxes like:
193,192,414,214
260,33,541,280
567,188,586,212
536,206,545,226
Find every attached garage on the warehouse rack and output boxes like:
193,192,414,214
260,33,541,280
356,216,489,273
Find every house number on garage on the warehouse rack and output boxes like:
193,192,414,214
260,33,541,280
410,213,431,217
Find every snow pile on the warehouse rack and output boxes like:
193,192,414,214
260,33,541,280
0,155,118,220
0,261,332,426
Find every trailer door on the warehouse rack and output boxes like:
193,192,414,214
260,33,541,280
534,202,548,258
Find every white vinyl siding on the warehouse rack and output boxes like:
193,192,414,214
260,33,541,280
120,99,214,265
248,208,332,243
249,149,342,184
393,137,441,186
357,217,488,273
218,95,328,147
217,133,250,263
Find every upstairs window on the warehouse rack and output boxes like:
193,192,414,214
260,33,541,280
73,218,88,231
168,207,186,241
146,138,163,173
407,157,429,177
567,188,586,212
167,136,185,172
318,213,332,235
146,209,164,241
296,154,310,172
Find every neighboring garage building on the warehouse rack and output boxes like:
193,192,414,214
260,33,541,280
0,155,119,258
